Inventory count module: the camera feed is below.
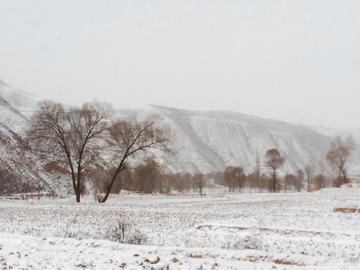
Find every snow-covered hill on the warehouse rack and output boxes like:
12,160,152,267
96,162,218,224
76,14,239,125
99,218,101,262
0,79,40,119
0,81,65,194
1,79,359,179
119,106,336,175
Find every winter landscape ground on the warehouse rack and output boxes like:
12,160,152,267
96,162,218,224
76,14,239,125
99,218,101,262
1,187,360,270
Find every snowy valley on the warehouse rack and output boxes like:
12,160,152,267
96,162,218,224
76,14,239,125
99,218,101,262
1,80,360,269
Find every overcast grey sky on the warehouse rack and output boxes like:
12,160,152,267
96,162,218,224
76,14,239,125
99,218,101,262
1,1,360,128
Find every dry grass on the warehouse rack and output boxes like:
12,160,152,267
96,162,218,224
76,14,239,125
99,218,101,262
333,207,357,213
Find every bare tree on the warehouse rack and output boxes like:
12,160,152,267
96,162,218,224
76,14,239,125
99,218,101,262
304,160,315,192
326,135,356,186
28,100,112,202
295,169,304,192
248,154,261,192
284,173,297,192
313,173,326,190
192,172,206,195
264,149,285,193
134,158,161,194
99,116,171,202
222,166,235,192
182,172,193,191
222,166,246,192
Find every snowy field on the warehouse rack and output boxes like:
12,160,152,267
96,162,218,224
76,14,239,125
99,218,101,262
1,188,360,269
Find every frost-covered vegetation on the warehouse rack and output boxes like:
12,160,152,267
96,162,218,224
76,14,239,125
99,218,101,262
1,188,360,269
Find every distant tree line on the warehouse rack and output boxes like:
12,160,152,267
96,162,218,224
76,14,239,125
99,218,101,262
216,135,356,193
92,159,209,197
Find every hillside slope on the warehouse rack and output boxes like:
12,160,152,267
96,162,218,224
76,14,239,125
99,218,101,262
0,85,65,194
0,79,40,119
120,106,336,175
1,79,359,178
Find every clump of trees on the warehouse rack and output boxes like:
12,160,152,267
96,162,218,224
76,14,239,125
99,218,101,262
27,100,171,203
222,166,246,192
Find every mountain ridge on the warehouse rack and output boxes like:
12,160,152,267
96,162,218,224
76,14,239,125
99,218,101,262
0,79,359,178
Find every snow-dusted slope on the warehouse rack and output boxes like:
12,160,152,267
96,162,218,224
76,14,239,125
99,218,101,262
1,78,359,177
0,94,42,188
0,83,60,193
116,106,334,175
0,79,40,118
0,92,29,134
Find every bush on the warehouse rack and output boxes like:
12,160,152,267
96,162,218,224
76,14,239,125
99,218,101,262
105,215,147,245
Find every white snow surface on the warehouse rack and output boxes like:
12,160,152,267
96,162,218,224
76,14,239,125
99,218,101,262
1,188,360,269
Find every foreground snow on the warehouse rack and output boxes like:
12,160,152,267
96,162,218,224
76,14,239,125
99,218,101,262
1,188,360,269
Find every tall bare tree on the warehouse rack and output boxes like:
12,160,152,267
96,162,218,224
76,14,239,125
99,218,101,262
28,100,112,202
192,172,206,194
99,116,171,202
326,135,356,186
265,149,285,193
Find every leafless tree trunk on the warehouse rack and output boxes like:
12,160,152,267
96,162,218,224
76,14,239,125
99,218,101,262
99,116,171,203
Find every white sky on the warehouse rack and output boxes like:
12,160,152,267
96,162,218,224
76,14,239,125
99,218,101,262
1,1,360,128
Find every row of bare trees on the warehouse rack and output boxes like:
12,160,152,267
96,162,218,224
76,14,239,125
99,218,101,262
219,135,356,193
27,100,171,202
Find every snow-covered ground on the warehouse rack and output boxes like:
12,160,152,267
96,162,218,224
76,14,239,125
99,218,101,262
1,187,360,269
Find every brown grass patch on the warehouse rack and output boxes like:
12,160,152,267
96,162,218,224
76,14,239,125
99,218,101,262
333,208,357,213
189,253,202,258
273,259,296,265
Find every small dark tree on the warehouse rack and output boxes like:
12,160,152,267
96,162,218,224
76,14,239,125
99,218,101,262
265,149,285,193
295,169,304,192
313,173,326,190
134,159,159,194
182,172,193,191
192,173,205,194
304,160,315,192
222,166,245,192
326,135,356,186
222,166,236,192
248,155,261,192
284,173,297,192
